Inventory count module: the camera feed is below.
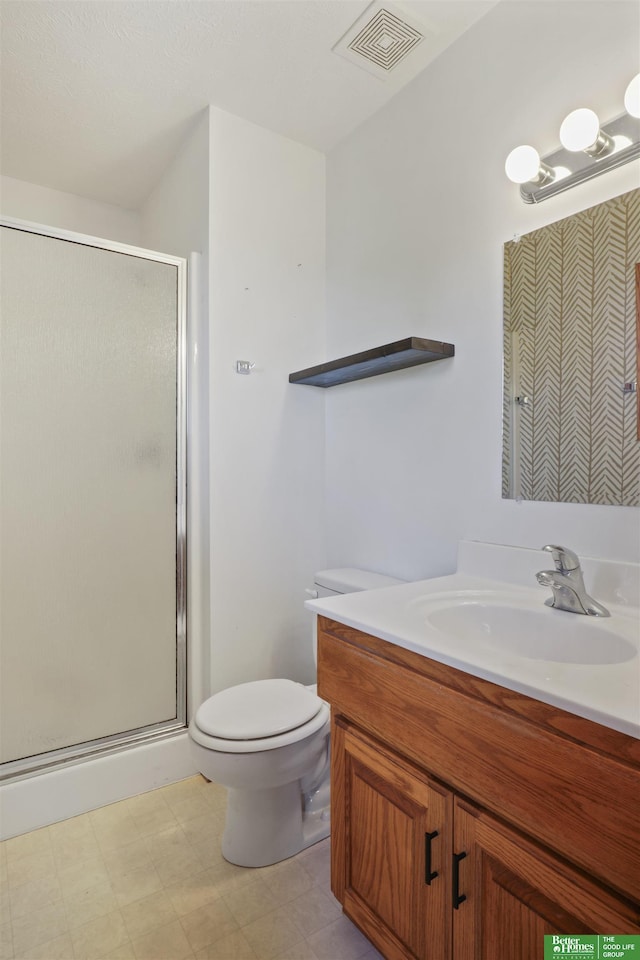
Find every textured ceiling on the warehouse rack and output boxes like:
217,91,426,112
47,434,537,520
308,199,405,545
0,0,498,209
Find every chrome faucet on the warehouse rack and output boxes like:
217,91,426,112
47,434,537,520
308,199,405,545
536,544,609,617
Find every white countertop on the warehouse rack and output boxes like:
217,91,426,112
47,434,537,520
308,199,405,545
306,542,640,739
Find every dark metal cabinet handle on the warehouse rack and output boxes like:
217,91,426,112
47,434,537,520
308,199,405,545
424,830,439,885
452,851,467,909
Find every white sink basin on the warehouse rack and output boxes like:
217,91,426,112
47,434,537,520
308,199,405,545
421,594,636,665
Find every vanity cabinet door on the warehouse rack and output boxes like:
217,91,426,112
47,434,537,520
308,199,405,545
452,798,640,960
332,719,452,960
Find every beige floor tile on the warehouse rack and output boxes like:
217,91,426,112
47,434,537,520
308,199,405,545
58,855,111,900
284,886,342,938
271,941,319,960
13,932,74,960
195,929,258,960
255,860,314,906
91,803,142,853
200,783,228,815
4,828,52,863
120,889,177,941
182,823,226,867
9,873,63,920
0,882,11,926
101,941,137,960
242,906,305,960
103,839,153,880
0,785,380,960
53,832,103,871
297,841,331,887
146,823,190,864
306,916,372,960
165,870,222,917
93,818,143,855
182,807,224,834
127,795,179,839
130,918,193,959
201,858,257,900
180,899,239,953
154,847,207,887
132,806,179,839
110,864,163,908
6,848,57,887
0,920,13,960
169,795,213,827
222,877,279,927
64,879,119,929
12,901,69,956
188,837,228,872
71,909,129,960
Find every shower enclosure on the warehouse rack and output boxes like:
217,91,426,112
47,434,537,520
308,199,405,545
0,219,187,780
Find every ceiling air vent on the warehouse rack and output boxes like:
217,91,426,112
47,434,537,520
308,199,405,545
333,1,427,79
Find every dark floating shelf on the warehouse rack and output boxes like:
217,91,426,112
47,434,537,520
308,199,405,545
289,336,455,388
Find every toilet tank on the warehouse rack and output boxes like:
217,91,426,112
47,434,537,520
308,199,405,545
308,568,405,670
312,567,405,598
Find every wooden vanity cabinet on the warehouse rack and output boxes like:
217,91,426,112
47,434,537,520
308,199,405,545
318,616,640,960
332,720,452,960
453,799,639,960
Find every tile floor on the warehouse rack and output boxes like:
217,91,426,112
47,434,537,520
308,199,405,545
0,776,383,960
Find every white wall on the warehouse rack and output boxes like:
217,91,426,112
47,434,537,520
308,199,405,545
0,175,140,244
325,0,640,581
141,111,209,260
141,109,211,717
208,106,326,693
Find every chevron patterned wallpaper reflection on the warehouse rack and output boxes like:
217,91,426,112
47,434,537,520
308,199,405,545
503,188,640,506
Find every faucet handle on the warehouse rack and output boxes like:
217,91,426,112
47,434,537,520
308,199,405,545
541,544,580,572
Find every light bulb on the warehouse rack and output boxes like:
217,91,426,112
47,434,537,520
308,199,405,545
559,108,600,152
624,73,640,118
505,145,541,184
559,107,614,158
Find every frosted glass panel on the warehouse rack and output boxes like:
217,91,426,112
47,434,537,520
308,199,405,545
0,227,180,764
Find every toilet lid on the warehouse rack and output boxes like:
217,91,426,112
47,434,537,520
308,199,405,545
194,679,322,740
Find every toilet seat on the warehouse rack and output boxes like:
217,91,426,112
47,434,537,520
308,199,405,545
195,679,321,740
190,679,330,754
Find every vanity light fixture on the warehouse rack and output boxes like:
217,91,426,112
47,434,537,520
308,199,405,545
505,73,640,203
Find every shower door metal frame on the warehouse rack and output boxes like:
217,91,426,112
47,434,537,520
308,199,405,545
0,217,188,782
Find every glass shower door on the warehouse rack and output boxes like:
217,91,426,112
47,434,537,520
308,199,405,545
0,222,186,775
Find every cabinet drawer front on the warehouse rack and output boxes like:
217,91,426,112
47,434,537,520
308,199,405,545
319,623,640,902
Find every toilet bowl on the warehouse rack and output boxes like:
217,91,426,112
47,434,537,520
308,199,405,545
190,679,330,867
189,568,404,867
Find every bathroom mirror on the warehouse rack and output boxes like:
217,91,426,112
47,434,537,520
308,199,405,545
502,188,640,506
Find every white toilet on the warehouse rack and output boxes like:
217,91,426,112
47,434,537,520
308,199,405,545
189,568,404,867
